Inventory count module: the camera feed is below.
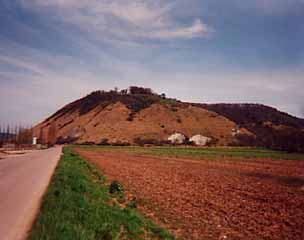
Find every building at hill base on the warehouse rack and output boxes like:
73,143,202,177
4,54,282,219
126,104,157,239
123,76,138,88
168,133,186,144
189,135,212,146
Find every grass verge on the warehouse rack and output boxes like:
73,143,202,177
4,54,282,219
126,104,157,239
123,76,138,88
29,147,174,240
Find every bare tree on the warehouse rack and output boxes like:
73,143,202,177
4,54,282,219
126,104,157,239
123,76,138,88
0,125,2,146
38,127,44,145
14,125,18,143
16,125,22,145
16,126,33,145
120,89,128,94
6,125,10,143
47,123,57,146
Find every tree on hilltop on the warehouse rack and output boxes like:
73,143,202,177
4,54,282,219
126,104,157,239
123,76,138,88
129,86,154,95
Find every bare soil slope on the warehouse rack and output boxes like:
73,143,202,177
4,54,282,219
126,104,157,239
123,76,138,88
34,93,248,145
33,90,304,150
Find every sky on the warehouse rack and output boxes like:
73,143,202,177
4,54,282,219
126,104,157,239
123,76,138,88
0,0,304,127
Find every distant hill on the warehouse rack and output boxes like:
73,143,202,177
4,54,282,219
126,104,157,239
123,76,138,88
197,103,304,152
198,103,304,128
33,87,304,152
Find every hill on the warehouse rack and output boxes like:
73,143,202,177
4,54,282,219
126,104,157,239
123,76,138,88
197,103,304,152
33,87,304,152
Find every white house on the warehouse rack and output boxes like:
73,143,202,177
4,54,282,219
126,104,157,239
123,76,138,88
189,135,212,146
168,133,186,144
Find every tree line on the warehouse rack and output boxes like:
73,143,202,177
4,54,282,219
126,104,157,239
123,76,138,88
0,125,34,147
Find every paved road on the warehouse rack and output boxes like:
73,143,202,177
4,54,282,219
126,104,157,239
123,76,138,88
0,146,62,240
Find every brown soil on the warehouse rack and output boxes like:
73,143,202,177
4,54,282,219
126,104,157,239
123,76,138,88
33,91,304,152
75,148,304,240
35,102,248,145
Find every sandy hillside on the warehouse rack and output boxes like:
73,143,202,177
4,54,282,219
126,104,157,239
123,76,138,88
35,102,249,145
33,89,304,150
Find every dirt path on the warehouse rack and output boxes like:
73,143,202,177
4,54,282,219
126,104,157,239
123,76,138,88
76,148,304,240
0,146,62,240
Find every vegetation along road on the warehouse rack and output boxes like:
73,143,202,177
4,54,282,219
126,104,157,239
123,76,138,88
29,147,174,240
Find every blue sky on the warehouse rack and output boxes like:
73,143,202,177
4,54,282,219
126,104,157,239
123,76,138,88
0,0,304,126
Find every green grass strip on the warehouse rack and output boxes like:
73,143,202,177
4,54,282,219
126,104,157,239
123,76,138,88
29,147,174,240
79,146,304,161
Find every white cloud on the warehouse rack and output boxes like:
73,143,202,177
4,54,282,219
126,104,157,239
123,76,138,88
145,19,208,39
0,56,46,76
1,39,304,125
20,0,210,41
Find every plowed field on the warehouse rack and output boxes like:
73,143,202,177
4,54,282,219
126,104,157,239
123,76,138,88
75,148,304,240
